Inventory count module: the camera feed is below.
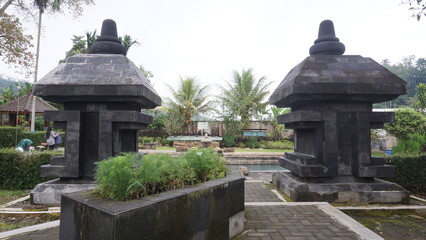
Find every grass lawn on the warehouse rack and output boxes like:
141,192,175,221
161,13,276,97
0,190,28,205
156,146,175,151
372,151,386,158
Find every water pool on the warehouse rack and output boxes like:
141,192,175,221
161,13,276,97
228,165,288,172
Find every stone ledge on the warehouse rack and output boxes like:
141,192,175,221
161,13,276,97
272,172,410,204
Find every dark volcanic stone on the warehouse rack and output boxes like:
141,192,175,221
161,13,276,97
32,19,161,182
270,20,409,203
90,19,127,55
59,171,245,240
309,20,345,55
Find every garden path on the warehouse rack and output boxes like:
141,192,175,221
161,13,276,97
1,172,383,240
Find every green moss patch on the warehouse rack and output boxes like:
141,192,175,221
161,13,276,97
343,209,426,240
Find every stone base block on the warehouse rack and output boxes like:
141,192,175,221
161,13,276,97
272,172,410,204
30,178,97,205
59,171,244,240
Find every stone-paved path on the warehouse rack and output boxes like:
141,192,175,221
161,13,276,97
240,205,362,240
2,173,382,240
6,227,59,240
239,180,368,240
245,181,283,202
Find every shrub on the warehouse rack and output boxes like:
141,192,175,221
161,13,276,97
138,136,155,145
384,155,426,193
238,142,246,148
384,109,426,140
0,127,18,148
161,139,172,146
0,127,64,148
95,149,227,201
262,140,294,150
223,134,235,147
247,137,257,148
155,137,162,145
393,134,426,155
0,148,62,189
183,148,227,182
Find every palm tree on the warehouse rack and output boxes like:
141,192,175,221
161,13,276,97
30,0,62,131
165,77,211,126
219,68,272,128
120,35,140,53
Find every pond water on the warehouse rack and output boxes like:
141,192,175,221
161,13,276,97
228,165,288,172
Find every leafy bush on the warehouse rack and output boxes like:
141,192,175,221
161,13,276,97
138,136,155,145
0,127,58,148
267,140,294,150
393,134,426,155
384,155,426,193
95,149,227,201
384,109,426,140
184,148,227,182
0,148,62,189
161,139,172,146
223,134,235,147
247,137,257,148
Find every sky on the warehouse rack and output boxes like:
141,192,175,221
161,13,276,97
1,0,426,99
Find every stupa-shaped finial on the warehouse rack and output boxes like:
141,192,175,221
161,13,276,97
90,19,127,55
309,20,345,56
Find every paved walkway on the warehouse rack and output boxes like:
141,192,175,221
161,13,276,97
239,180,376,240
1,173,382,240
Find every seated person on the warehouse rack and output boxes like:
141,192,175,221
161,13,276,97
15,139,34,152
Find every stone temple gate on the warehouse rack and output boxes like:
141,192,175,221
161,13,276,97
270,20,409,203
31,19,161,204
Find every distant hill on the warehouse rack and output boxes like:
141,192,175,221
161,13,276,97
0,75,27,94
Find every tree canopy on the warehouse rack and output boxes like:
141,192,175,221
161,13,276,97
403,0,426,20
0,14,34,75
0,0,94,74
165,77,211,126
378,56,426,108
218,68,271,128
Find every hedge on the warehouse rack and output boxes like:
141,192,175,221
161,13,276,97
0,126,63,148
384,155,426,193
0,148,62,189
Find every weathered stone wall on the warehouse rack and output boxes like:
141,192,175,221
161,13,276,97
59,171,245,240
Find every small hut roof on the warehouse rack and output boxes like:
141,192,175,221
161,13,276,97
0,93,57,113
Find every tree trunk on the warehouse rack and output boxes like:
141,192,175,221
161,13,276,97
31,9,42,131
0,0,15,18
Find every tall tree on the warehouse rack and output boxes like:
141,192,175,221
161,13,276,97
402,0,426,20
378,56,426,108
65,31,142,58
139,64,154,82
413,83,426,111
0,14,34,75
0,0,94,73
165,77,211,126
120,34,139,53
218,68,271,128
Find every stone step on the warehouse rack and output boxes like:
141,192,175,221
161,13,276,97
284,152,318,165
370,157,385,165
50,156,66,166
280,158,336,177
357,164,395,178
40,165,67,178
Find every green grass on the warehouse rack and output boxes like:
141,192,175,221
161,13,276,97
372,151,386,158
343,210,426,240
0,190,28,205
156,146,175,151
